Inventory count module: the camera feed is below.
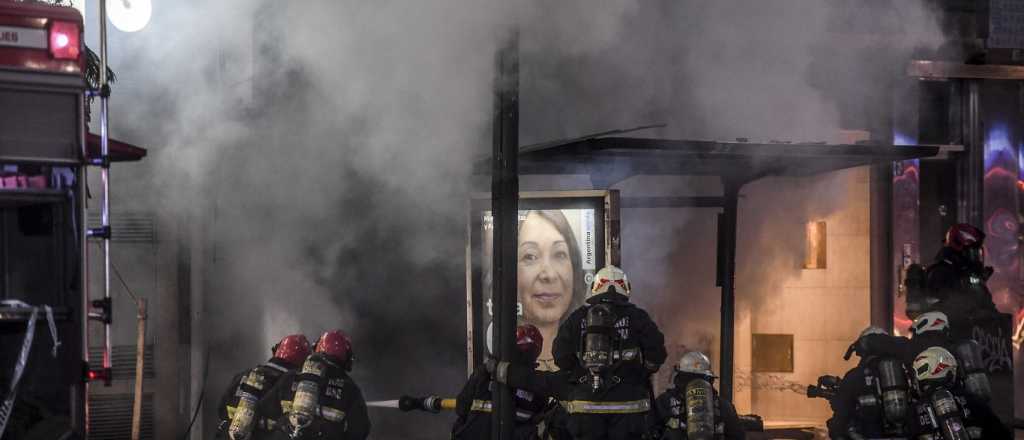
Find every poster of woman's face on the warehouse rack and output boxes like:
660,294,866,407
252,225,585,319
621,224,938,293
482,209,597,370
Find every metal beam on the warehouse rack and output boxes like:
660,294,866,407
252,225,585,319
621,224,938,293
621,196,726,209
490,32,519,440
908,60,1024,81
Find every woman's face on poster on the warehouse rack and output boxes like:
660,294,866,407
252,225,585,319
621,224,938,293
517,212,574,326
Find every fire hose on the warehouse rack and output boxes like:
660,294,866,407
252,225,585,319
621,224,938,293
366,395,457,413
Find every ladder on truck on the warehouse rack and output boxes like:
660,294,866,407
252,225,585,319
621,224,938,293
85,2,149,440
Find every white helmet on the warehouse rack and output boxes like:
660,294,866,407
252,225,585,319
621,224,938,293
911,311,950,336
859,326,889,339
676,351,715,378
913,346,958,383
588,265,631,301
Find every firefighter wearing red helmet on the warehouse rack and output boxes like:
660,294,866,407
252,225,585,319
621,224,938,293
258,329,370,440
494,265,667,440
216,334,311,439
923,223,998,327
451,324,552,439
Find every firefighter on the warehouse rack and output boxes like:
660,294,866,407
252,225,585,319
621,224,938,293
452,324,551,439
217,334,311,439
259,329,371,440
907,313,1005,437
906,346,1010,440
859,311,992,404
856,314,1007,439
541,265,667,439
926,223,999,327
651,351,744,440
827,327,910,440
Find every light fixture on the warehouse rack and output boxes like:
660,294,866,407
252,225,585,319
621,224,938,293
804,221,827,269
108,0,152,33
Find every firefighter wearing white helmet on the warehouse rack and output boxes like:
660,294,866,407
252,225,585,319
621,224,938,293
651,352,745,439
491,265,667,439
905,310,993,405
676,351,714,377
587,265,632,302
907,347,1010,439
907,346,976,439
852,313,951,366
829,326,911,439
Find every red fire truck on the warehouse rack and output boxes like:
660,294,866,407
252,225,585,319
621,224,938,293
0,1,143,438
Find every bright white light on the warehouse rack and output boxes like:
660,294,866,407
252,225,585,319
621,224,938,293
108,0,152,33
55,33,69,48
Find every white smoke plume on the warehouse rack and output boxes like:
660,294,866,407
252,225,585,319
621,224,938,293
88,0,948,437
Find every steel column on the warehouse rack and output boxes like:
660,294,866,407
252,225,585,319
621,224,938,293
490,32,519,440
870,164,894,330
718,180,740,399
960,79,983,226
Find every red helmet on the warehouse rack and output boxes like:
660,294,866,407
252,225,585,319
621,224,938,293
315,330,353,363
516,324,543,363
945,223,985,251
273,334,311,368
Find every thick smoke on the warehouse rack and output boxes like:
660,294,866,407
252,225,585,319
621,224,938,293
516,0,947,405
91,0,947,437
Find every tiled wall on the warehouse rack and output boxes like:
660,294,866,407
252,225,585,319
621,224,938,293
733,166,872,425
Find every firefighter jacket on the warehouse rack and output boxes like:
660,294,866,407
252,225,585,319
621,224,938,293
552,292,667,406
906,387,1010,440
827,356,889,440
652,385,744,440
925,247,999,327
552,294,663,390
859,332,950,366
257,355,370,440
216,358,294,439
451,368,549,440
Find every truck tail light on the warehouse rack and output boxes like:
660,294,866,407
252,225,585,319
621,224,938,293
49,21,80,60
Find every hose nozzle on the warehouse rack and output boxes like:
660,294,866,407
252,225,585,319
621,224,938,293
399,395,455,413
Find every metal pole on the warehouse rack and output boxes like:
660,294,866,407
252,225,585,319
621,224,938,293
718,180,740,399
961,79,983,226
490,31,519,440
870,76,898,331
98,0,113,381
131,298,147,440
78,165,90,435
869,164,894,331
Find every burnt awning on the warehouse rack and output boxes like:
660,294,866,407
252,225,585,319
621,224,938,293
489,137,939,187
86,133,147,162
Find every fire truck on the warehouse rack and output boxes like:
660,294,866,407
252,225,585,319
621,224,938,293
0,1,143,438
